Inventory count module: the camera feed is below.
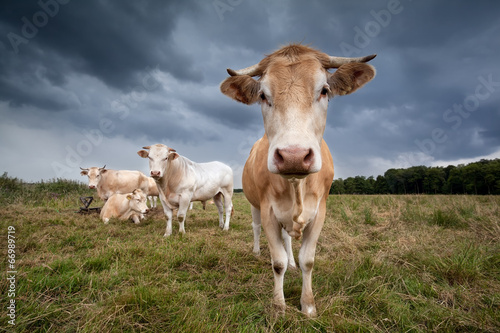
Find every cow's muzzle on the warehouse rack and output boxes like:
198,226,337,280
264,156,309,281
150,171,161,178
273,146,315,177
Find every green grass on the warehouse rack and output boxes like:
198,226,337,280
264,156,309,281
0,179,499,332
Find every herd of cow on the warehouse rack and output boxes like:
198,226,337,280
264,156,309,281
80,143,234,235
80,44,376,317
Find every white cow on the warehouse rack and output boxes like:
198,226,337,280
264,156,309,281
100,189,149,224
137,144,234,236
80,166,150,201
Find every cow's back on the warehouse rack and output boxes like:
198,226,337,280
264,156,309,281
187,160,233,198
100,170,148,197
100,193,125,219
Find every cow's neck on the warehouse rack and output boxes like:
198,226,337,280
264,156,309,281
97,172,109,196
164,157,187,194
288,177,307,240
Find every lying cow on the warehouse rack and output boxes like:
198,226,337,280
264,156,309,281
220,43,376,316
80,165,150,201
100,189,149,224
137,144,233,236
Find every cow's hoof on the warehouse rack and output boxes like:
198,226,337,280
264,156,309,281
273,301,286,315
301,304,317,318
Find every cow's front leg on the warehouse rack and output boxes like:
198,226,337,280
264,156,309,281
156,189,173,237
298,202,326,318
262,208,288,313
177,195,191,234
132,214,141,224
163,207,173,237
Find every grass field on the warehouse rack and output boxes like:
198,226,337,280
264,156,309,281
0,178,499,332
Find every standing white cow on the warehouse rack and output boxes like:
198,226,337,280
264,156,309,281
80,166,150,201
137,144,234,236
100,189,149,224
220,44,376,316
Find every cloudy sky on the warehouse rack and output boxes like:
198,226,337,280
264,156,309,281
1,0,499,188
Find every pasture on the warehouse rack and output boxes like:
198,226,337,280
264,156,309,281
0,178,499,332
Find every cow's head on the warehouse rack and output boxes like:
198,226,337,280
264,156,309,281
80,165,107,189
220,44,376,178
137,144,178,179
127,189,149,215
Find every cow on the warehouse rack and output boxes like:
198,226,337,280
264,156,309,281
137,144,234,236
100,189,149,224
79,166,150,202
220,44,376,317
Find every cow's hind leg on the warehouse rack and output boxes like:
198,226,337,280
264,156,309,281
221,189,233,231
213,192,225,229
251,205,261,255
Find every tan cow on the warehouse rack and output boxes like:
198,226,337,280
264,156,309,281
100,189,149,224
80,166,150,202
220,44,376,317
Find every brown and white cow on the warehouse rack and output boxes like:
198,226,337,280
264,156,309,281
79,166,150,202
137,144,234,236
100,189,149,224
220,44,376,316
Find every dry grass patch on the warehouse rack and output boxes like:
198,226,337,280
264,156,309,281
0,188,499,332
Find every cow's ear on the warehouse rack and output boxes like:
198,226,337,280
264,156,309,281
126,194,132,200
101,169,108,174
80,170,88,176
137,150,149,158
220,76,260,105
328,63,376,96
169,152,179,160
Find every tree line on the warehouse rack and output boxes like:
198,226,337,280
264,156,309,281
330,159,500,195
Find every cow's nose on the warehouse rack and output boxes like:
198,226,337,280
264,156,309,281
145,208,150,214
89,185,96,189
150,171,160,178
273,146,315,175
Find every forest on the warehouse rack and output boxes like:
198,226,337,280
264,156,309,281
330,158,500,195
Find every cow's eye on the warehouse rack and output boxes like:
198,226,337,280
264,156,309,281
320,87,329,96
260,93,266,101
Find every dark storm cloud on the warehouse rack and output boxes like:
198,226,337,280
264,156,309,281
0,0,201,104
1,0,499,183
